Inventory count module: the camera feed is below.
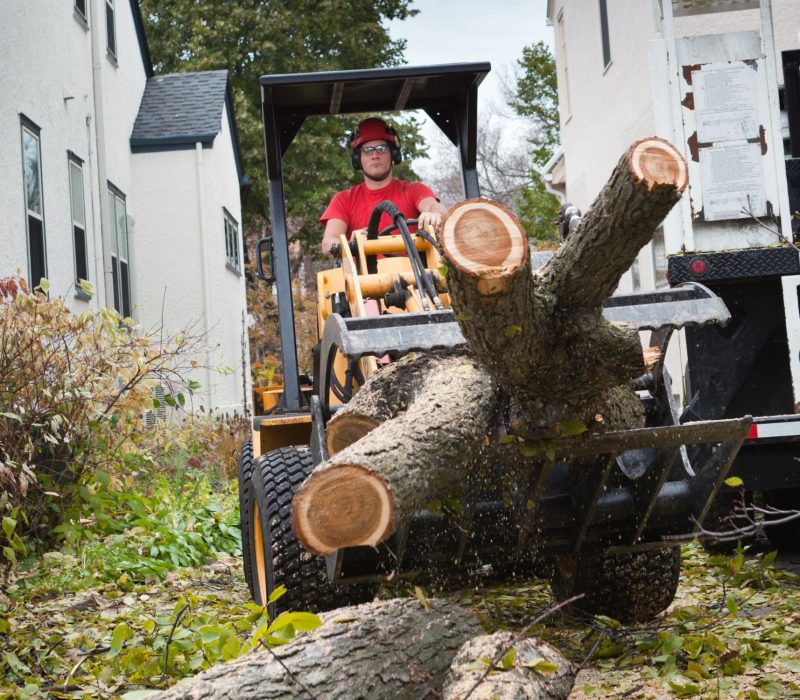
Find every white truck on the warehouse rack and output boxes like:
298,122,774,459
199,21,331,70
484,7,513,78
653,0,800,547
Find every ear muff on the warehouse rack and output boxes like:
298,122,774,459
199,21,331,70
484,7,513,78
350,119,403,170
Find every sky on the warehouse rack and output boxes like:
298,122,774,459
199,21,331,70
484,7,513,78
387,0,553,113
385,0,554,168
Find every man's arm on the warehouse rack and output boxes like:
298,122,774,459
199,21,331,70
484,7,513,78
416,196,448,231
322,218,348,257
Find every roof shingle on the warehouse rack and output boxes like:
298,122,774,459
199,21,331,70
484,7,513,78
131,70,229,148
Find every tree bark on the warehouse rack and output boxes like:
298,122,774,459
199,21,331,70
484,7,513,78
439,138,687,438
443,632,575,700
294,351,498,554
146,598,483,700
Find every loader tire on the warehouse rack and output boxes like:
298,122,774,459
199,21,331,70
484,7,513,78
550,546,681,623
249,445,373,615
764,488,800,551
237,440,255,598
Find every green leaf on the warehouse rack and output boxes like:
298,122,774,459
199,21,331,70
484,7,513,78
2,516,17,539
36,278,50,294
3,546,16,564
530,660,560,674
164,394,177,407
661,634,685,655
501,647,516,670
268,612,321,634
5,651,31,675
520,443,540,458
559,419,588,436
109,622,132,656
0,411,22,422
414,586,431,612
498,434,517,444
438,264,448,277
504,325,523,337
724,476,744,488
177,392,186,407
268,584,287,604
726,595,739,616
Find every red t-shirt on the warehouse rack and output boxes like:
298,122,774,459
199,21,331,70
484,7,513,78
320,179,437,238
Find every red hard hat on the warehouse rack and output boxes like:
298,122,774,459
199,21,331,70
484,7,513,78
351,118,396,149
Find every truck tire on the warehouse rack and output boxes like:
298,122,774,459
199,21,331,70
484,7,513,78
248,445,373,615
763,488,800,551
549,547,681,623
237,440,255,598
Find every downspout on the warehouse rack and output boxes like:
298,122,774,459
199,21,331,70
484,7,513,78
195,142,215,411
89,0,113,308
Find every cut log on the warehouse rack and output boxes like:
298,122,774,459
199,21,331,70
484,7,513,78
294,351,498,554
145,598,483,700
442,632,576,700
326,354,429,456
439,137,687,438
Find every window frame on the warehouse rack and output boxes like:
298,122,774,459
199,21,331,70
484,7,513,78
105,0,117,62
108,182,131,317
599,0,612,70
223,208,241,274
74,0,89,27
68,152,90,294
20,115,48,290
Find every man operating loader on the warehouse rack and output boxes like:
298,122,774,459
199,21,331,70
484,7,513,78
320,117,448,257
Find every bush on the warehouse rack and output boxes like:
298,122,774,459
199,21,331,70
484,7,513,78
0,276,202,553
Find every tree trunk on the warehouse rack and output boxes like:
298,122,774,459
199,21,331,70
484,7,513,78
439,137,687,438
443,632,575,700
294,351,498,554
293,138,688,554
146,598,483,700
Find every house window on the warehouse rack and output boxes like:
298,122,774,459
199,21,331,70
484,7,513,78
224,209,240,272
75,0,88,25
105,0,117,60
599,0,611,69
68,154,89,286
21,117,47,289
108,184,131,317
556,9,571,120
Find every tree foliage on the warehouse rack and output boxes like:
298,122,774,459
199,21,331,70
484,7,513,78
510,41,560,168
139,0,425,254
508,40,562,244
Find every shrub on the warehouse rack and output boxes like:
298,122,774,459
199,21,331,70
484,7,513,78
0,276,203,551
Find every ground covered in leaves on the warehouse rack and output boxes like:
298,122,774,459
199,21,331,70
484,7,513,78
2,465,800,698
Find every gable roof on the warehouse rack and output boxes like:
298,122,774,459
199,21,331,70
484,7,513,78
129,0,154,77
130,69,243,179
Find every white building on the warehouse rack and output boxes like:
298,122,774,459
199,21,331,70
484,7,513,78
545,0,800,402
0,0,251,414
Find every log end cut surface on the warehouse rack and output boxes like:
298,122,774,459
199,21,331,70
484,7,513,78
326,414,381,455
293,465,393,554
440,199,528,289
629,137,688,192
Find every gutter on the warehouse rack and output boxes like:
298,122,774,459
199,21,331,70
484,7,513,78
90,0,113,308
196,142,215,411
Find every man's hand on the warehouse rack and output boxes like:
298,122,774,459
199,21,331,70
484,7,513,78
417,210,443,232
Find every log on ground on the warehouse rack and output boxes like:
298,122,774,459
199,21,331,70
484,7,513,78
145,598,483,700
443,632,576,700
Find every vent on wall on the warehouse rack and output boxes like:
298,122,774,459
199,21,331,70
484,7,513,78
144,385,168,427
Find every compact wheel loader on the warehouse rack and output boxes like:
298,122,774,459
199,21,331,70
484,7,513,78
238,63,751,623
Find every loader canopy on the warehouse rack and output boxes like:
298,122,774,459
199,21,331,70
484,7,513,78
259,63,490,409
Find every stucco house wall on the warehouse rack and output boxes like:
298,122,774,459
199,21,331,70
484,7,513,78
0,1,250,414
